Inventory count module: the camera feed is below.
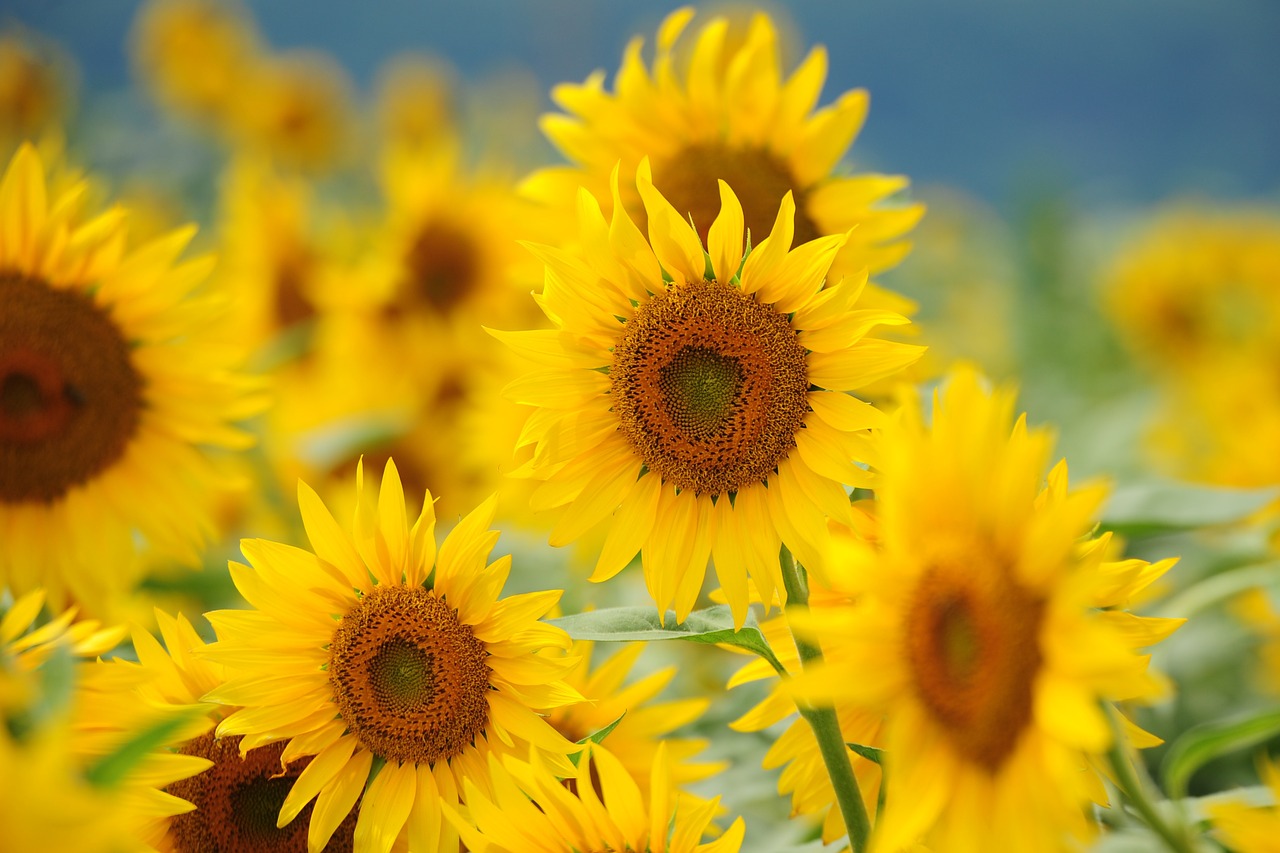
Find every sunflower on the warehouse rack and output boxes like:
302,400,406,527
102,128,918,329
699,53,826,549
229,50,354,171
214,157,325,348
524,7,923,286
0,144,261,616
130,0,259,125
790,367,1183,852
0,27,72,150
444,742,745,853
0,716,139,853
111,609,361,851
204,458,583,853
549,640,726,795
1,590,215,852
499,163,921,626
1104,207,1280,487
1205,755,1280,853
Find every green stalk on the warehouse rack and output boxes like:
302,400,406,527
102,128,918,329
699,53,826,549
1105,709,1196,853
780,546,872,853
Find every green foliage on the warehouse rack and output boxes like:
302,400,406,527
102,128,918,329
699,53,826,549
1101,482,1280,536
1161,707,1280,798
549,605,785,675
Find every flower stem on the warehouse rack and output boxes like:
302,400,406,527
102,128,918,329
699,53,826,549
1104,709,1196,853
780,546,873,853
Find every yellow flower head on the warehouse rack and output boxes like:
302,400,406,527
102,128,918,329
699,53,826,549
1205,755,1280,853
0,144,262,616
230,50,355,171
790,367,1183,852
2,592,213,852
205,459,583,853
131,0,259,123
500,163,922,626
1105,207,1280,487
525,7,923,279
445,742,745,853
0,28,71,146
120,609,368,851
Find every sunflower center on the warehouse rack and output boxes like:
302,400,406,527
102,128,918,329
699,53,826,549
328,585,491,766
165,732,356,852
905,562,1045,772
653,142,820,245
399,220,480,313
0,272,143,504
659,346,744,441
611,278,808,495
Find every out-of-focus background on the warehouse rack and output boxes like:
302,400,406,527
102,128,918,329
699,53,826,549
7,0,1280,209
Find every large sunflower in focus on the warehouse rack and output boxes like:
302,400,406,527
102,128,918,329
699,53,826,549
791,368,1183,852
205,460,582,853
0,144,260,615
525,8,923,281
500,164,921,627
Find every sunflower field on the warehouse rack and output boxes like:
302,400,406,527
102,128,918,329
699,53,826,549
2,2,1279,851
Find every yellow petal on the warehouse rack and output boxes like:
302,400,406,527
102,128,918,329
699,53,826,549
308,749,373,853
706,180,745,283
354,761,417,853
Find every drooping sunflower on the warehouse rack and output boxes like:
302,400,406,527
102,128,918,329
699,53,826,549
524,7,923,284
204,459,583,853
0,144,261,616
499,164,922,626
444,742,745,853
790,367,1184,852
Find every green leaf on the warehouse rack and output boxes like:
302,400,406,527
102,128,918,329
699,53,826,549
1155,561,1280,619
569,711,628,766
85,704,207,789
548,605,785,674
578,711,626,747
1161,707,1280,798
846,743,884,765
1100,482,1280,536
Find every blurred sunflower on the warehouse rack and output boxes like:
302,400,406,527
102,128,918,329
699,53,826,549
0,144,261,615
2,590,216,851
499,165,921,626
1205,755,1280,853
549,640,725,795
131,0,259,125
790,367,1183,851
0,717,138,853
205,459,583,853
214,158,324,347
229,50,354,171
1104,207,1280,487
444,742,745,853
0,27,73,150
525,7,922,287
